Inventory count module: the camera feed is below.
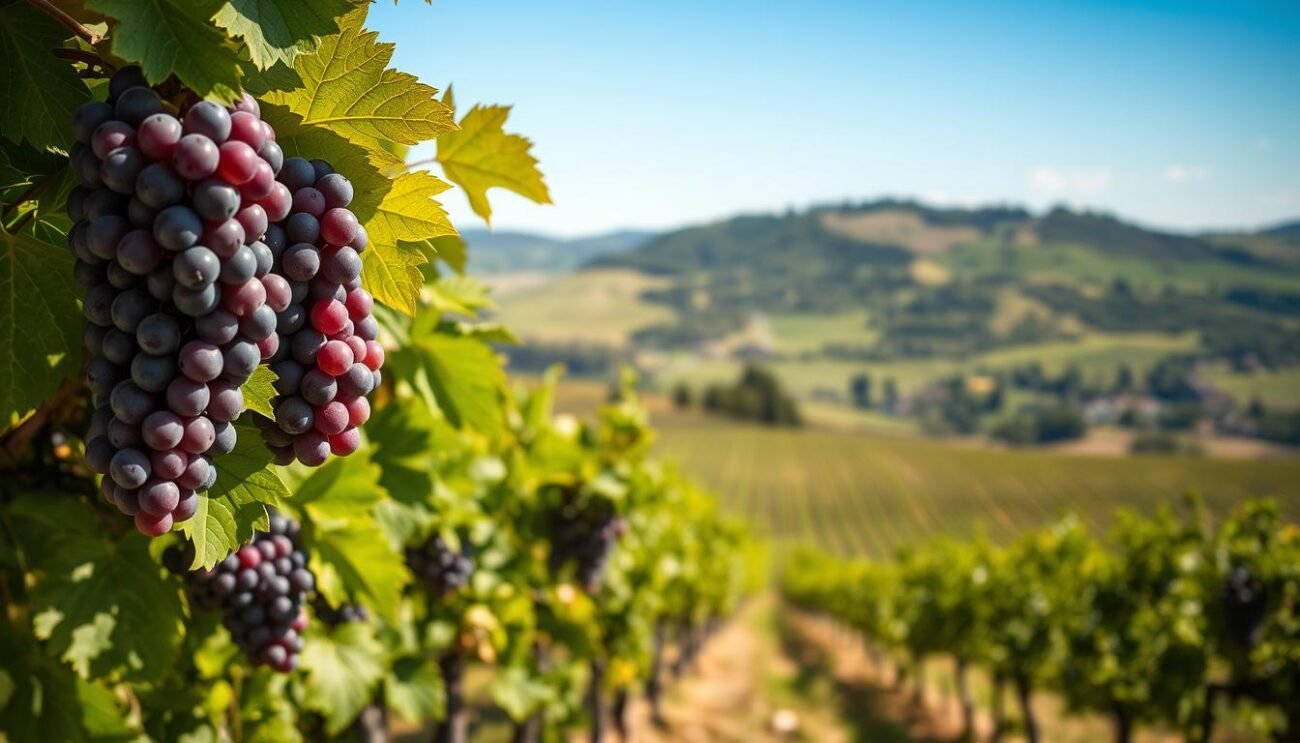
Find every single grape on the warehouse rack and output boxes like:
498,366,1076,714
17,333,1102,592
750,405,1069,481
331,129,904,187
337,363,375,398
184,102,232,143
153,205,204,251
258,182,292,221
300,368,338,406
173,246,221,289
115,87,164,126
196,308,240,344
320,246,362,284
258,140,284,174
180,416,216,455
173,490,200,522
317,340,354,377
173,134,219,180
278,157,316,192
276,304,306,334
242,160,276,201
117,230,163,274
313,401,349,436
293,431,330,467
127,197,157,228
135,510,173,537
166,377,210,417
349,225,369,252
319,209,359,247
101,146,145,194
130,351,177,392
86,358,125,396
107,416,142,448
71,144,103,187
310,299,348,335
86,215,130,260
141,410,185,451
146,266,177,301
85,436,116,474
285,213,320,245
217,140,259,185
177,454,211,489
232,92,261,116
137,113,183,161
179,341,223,382
316,173,354,209
83,188,129,220
220,279,267,318
135,162,185,208
220,245,257,285
83,283,117,326
290,329,325,365
310,159,335,180
202,218,246,258
221,339,260,384
281,243,320,282
67,185,90,221
92,121,136,160
329,428,362,456
110,447,151,489
105,261,139,290
173,283,220,317
193,178,241,221
240,304,278,342
275,397,314,435
150,448,188,480
343,395,371,427
291,187,326,218
108,66,148,100
211,421,237,455
236,205,268,243
250,241,273,278
102,328,138,365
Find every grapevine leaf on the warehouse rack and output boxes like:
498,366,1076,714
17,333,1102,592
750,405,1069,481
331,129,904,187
361,171,456,315
410,332,505,435
309,518,406,620
384,656,444,724
299,622,385,734
0,629,132,743
0,2,90,150
30,533,185,681
436,101,551,225
429,234,467,275
295,447,387,516
492,667,554,720
212,0,350,70
0,227,81,427
428,275,493,317
263,5,455,152
87,0,244,103
239,365,278,419
180,421,282,570
368,400,438,505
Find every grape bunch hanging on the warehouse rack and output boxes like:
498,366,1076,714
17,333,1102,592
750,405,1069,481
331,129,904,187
71,67,383,536
405,534,475,598
546,492,628,592
164,515,313,672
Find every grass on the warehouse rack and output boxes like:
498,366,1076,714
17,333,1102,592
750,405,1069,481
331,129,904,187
651,331,1201,401
489,268,675,346
1202,364,1300,410
765,311,875,355
649,417,1300,558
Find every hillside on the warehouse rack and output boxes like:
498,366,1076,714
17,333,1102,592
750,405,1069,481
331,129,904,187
460,228,654,273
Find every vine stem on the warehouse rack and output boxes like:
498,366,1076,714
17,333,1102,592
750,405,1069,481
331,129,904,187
25,0,102,45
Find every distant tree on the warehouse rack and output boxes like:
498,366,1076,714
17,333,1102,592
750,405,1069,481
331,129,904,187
1114,363,1135,393
1247,396,1265,419
699,365,802,426
671,383,693,410
850,373,873,409
882,377,900,412
1146,357,1199,402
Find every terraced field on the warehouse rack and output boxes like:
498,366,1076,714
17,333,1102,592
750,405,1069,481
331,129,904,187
652,417,1300,557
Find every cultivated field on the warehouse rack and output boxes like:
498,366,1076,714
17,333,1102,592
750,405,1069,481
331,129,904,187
651,417,1300,557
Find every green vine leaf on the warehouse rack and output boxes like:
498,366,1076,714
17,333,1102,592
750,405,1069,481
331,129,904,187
406,332,505,436
437,96,551,225
239,365,278,419
0,2,90,150
384,656,444,724
0,227,81,427
299,622,385,735
263,5,455,153
30,533,185,681
213,0,351,70
88,0,244,103
179,421,283,570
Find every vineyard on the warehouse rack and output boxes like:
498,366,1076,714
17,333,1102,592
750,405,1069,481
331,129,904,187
783,499,1300,742
653,416,1300,557
0,3,754,742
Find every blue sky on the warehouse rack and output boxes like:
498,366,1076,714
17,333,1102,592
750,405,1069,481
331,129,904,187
370,1,1300,237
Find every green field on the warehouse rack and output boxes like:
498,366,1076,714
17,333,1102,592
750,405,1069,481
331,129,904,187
652,416,1300,557
1203,365,1300,411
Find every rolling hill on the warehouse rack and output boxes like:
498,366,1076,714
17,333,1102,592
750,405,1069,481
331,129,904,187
460,228,655,274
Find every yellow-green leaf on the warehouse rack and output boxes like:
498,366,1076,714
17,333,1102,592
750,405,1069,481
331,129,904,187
361,171,456,314
240,365,278,419
437,103,551,225
180,422,282,569
263,6,455,153
88,0,243,103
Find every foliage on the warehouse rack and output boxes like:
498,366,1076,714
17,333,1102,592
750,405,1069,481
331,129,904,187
784,499,1300,742
699,364,802,427
0,4,753,742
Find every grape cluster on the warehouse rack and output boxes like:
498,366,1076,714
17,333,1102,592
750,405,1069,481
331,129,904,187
405,535,474,598
1223,566,1268,648
164,514,313,672
547,497,627,592
256,156,382,466
312,595,369,626
73,67,285,536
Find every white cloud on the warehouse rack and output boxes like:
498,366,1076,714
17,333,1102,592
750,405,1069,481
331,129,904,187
1162,164,1211,184
1027,166,1114,197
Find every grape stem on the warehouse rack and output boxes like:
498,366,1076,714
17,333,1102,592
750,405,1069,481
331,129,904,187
25,0,102,44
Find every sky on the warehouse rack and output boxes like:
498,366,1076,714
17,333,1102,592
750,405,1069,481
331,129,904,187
369,0,1300,238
